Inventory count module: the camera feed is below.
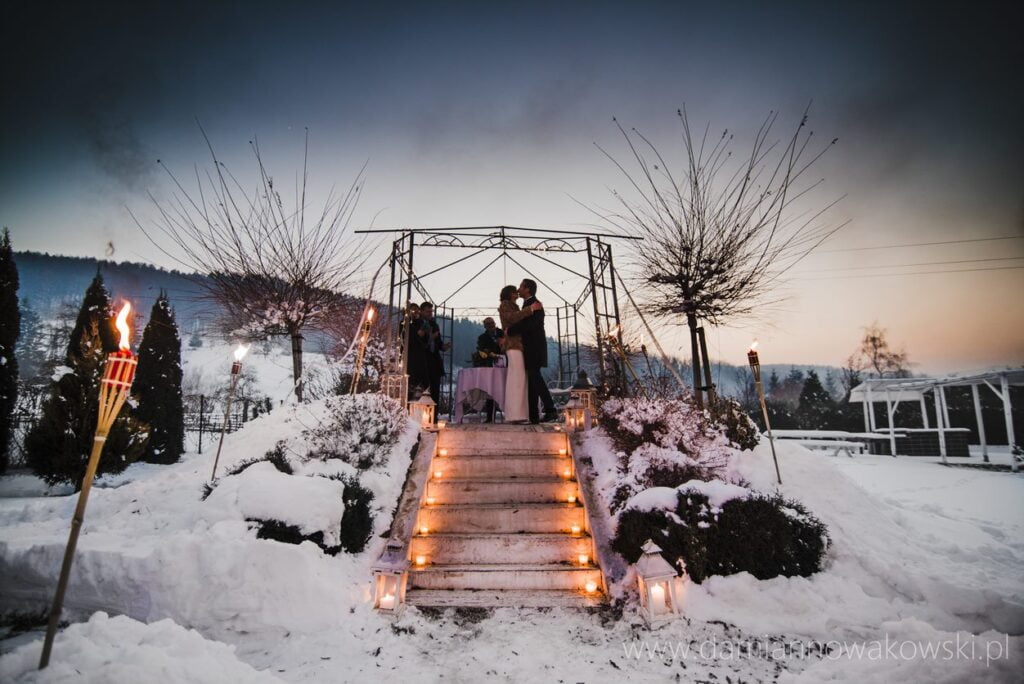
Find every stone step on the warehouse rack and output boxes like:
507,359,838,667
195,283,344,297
426,477,578,505
437,429,567,455
431,454,573,479
405,588,605,608
411,532,593,565
417,502,585,534
408,562,603,591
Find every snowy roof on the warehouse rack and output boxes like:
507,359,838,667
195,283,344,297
848,368,1024,403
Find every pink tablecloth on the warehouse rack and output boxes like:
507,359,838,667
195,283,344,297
454,367,507,423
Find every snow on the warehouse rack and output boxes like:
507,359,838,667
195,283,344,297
202,463,347,546
0,612,282,683
678,479,751,508
2,393,1022,681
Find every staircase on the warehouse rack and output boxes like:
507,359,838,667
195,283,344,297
404,424,605,608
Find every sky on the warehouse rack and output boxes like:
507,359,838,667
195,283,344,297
2,0,1022,374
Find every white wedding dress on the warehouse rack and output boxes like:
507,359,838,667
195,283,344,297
504,349,528,422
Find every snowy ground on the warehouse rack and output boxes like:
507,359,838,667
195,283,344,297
1,411,1022,681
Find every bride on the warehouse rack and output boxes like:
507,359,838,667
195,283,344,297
498,285,542,423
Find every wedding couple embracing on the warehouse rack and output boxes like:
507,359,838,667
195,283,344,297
498,279,559,424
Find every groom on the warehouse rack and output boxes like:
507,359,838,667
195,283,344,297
509,278,558,424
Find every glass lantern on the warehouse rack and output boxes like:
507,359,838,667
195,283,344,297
409,389,436,429
635,539,684,625
381,372,409,403
372,567,408,615
563,397,590,433
570,369,597,422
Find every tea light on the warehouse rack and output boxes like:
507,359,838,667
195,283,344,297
426,496,436,505
434,470,443,479
562,467,572,478
567,494,576,503
571,524,581,535
379,593,396,610
419,525,429,535
558,448,567,456
437,421,447,430
439,448,449,457
578,554,589,565
584,581,598,593
415,555,427,566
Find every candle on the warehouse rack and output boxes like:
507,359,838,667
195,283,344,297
650,582,666,614
562,467,572,478
415,555,427,566
558,448,567,456
571,524,581,535
439,449,448,456
567,494,576,504
379,593,396,611
578,554,589,565
433,469,443,479
426,497,436,505
419,525,429,535
437,421,447,430
584,581,598,593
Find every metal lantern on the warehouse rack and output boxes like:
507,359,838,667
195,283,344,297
409,389,436,429
635,539,684,625
563,397,590,433
381,372,409,403
372,565,408,615
570,369,597,421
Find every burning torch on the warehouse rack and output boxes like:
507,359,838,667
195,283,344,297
210,343,250,481
350,306,375,395
40,302,138,669
748,341,782,485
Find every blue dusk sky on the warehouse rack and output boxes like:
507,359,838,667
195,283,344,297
1,1,1022,372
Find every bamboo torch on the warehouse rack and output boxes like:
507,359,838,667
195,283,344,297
350,306,375,395
39,302,138,669
748,341,782,485
210,343,249,481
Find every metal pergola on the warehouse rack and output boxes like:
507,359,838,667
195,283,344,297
354,226,642,414
849,368,1023,469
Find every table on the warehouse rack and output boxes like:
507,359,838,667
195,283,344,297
454,367,507,423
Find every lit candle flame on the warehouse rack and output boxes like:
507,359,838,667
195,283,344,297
234,343,250,362
115,302,132,351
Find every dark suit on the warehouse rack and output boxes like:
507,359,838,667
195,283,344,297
475,328,504,420
422,317,445,408
509,296,555,422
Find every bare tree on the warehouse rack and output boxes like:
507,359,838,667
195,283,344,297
594,106,844,404
135,131,369,401
849,323,911,379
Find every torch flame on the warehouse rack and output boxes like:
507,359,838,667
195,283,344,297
115,302,132,351
366,307,375,322
608,325,621,338
234,343,250,362
749,340,759,352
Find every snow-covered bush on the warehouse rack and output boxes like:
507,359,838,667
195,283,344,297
708,397,759,451
599,396,734,509
305,393,408,469
612,483,830,582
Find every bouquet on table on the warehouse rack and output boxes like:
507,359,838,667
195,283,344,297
472,349,501,367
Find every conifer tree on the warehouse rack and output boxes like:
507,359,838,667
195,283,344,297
134,292,184,463
797,370,836,430
0,228,19,473
24,271,148,488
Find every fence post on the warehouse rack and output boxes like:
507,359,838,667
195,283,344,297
198,394,205,454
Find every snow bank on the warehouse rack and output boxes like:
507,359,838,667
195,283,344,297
0,612,282,683
202,463,347,546
621,479,750,513
0,396,418,641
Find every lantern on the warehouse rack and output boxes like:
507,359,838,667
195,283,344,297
373,566,408,615
635,539,684,625
381,372,409,403
570,369,597,421
409,389,436,429
563,397,590,433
